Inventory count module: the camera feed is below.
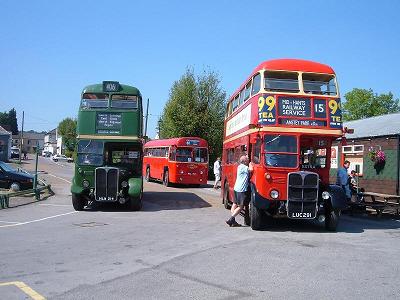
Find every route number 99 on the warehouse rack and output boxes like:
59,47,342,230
329,99,340,114
258,96,275,112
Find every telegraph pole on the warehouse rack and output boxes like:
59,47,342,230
144,98,149,138
19,111,24,164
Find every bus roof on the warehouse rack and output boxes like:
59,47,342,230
144,137,208,148
82,83,142,96
254,59,335,75
230,58,336,100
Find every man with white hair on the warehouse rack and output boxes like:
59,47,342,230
226,155,253,227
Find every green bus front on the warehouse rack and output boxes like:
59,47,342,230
71,81,144,211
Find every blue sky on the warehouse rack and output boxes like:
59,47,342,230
1,0,399,138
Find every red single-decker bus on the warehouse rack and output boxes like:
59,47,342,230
143,137,208,186
222,59,348,231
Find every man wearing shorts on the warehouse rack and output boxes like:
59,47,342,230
226,155,253,227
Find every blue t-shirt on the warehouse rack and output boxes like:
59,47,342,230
336,167,351,198
234,164,250,192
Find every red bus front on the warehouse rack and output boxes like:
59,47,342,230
222,59,348,231
143,137,208,186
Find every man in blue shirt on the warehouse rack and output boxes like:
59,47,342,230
336,160,351,201
226,155,253,227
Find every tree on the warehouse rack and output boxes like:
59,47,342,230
58,118,77,156
159,68,226,163
0,108,18,134
343,88,400,121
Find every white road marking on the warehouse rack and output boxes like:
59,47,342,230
44,173,72,184
0,221,20,224
0,211,78,228
38,203,71,207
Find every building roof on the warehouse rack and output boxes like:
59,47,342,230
0,125,11,136
344,112,400,139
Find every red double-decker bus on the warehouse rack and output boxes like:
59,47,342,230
143,137,208,186
222,59,347,231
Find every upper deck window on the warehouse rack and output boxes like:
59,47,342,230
302,73,337,96
81,93,108,109
244,81,251,101
264,71,299,93
111,95,138,109
233,94,240,111
239,90,245,106
251,73,261,95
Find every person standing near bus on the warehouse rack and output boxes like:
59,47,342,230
336,160,351,201
226,155,253,227
213,157,221,189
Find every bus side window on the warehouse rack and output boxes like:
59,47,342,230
251,73,261,95
169,148,176,161
239,90,245,106
227,148,234,164
244,81,251,101
252,138,261,164
234,146,242,163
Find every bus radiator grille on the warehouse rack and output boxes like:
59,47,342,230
287,172,318,219
95,167,119,202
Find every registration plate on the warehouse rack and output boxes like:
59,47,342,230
291,212,312,218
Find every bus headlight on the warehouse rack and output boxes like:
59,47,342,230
322,191,330,200
121,181,128,188
82,180,90,188
270,190,279,199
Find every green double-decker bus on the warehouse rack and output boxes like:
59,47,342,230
71,81,144,211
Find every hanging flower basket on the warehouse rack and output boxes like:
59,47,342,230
368,148,385,164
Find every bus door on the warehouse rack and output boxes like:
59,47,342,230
250,134,262,186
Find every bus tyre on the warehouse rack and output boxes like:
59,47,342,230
72,193,85,211
250,191,262,230
325,208,340,231
128,196,142,211
145,167,150,182
223,183,231,210
163,170,170,187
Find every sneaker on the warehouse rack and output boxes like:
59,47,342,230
225,218,234,226
231,220,242,227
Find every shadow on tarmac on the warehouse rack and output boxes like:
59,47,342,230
252,213,400,234
83,191,211,212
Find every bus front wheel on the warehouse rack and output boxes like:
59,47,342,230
163,170,170,187
128,196,142,211
72,193,85,211
325,208,340,231
250,191,263,230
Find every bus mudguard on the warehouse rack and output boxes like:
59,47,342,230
250,184,270,210
71,177,84,195
128,177,143,198
326,184,347,210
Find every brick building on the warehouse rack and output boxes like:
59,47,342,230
330,112,400,195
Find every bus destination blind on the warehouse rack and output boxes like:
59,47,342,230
96,113,122,134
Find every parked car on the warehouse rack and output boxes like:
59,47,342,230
42,151,52,157
0,161,34,191
10,147,20,159
52,154,74,163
